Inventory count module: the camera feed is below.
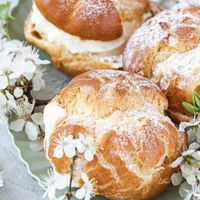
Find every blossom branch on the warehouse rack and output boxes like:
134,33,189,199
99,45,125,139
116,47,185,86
0,2,49,145
67,155,77,200
42,134,97,200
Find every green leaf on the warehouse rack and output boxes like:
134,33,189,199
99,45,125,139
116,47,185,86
194,93,200,108
182,102,200,113
0,2,13,38
192,92,197,106
194,92,200,99
0,2,11,19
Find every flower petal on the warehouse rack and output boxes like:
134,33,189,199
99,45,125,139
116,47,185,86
179,122,188,132
185,193,193,200
179,182,191,198
81,173,89,183
48,185,56,199
5,90,15,101
189,143,200,151
85,190,92,200
76,140,86,153
187,175,196,185
75,187,86,199
0,92,7,107
31,113,44,126
14,87,24,98
64,145,76,158
191,151,200,160
55,174,70,189
0,76,8,90
171,172,183,186
25,122,39,141
24,73,33,81
53,145,64,159
182,149,195,157
32,72,45,91
84,149,94,161
171,157,184,168
180,164,193,179
10,119,25,132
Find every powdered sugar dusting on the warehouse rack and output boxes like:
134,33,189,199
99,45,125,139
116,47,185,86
79,0,114,21
124,1,200,67
153,45,200,90
45,70,179,186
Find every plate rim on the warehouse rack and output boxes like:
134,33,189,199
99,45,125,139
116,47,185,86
7,126,46,190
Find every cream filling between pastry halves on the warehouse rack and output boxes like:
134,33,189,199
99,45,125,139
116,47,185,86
31,4,138,55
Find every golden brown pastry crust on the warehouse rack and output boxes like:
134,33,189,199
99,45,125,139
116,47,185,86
24,11,122,76
24,0,152,75
34,0,150,41
123,1,200,122
45,70,185,200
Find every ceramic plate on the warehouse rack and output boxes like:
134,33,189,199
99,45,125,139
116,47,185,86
9,0,183,199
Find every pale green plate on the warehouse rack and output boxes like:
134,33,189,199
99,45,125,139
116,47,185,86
9,0,183,199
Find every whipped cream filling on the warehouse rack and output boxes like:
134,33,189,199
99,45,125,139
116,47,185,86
31,4,138,55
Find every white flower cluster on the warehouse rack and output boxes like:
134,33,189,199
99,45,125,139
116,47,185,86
0,38,49,141
42,134,97,200
171,114,200,200
53,133,96,162
41,169,96,200
41,169,72,199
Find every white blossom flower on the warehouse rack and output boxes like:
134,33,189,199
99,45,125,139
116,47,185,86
75,173,96,200
0,168,3,188
9,112,44,141
171,143,200,168
41,169,70,200
179,115,200,144
53,135,76,159
179,116,200,132
180,163,200,186
179,183,200,200
76,134,96,161
8,93,44,140
15,95,35,117
0,40,48,88
0,43,33,82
